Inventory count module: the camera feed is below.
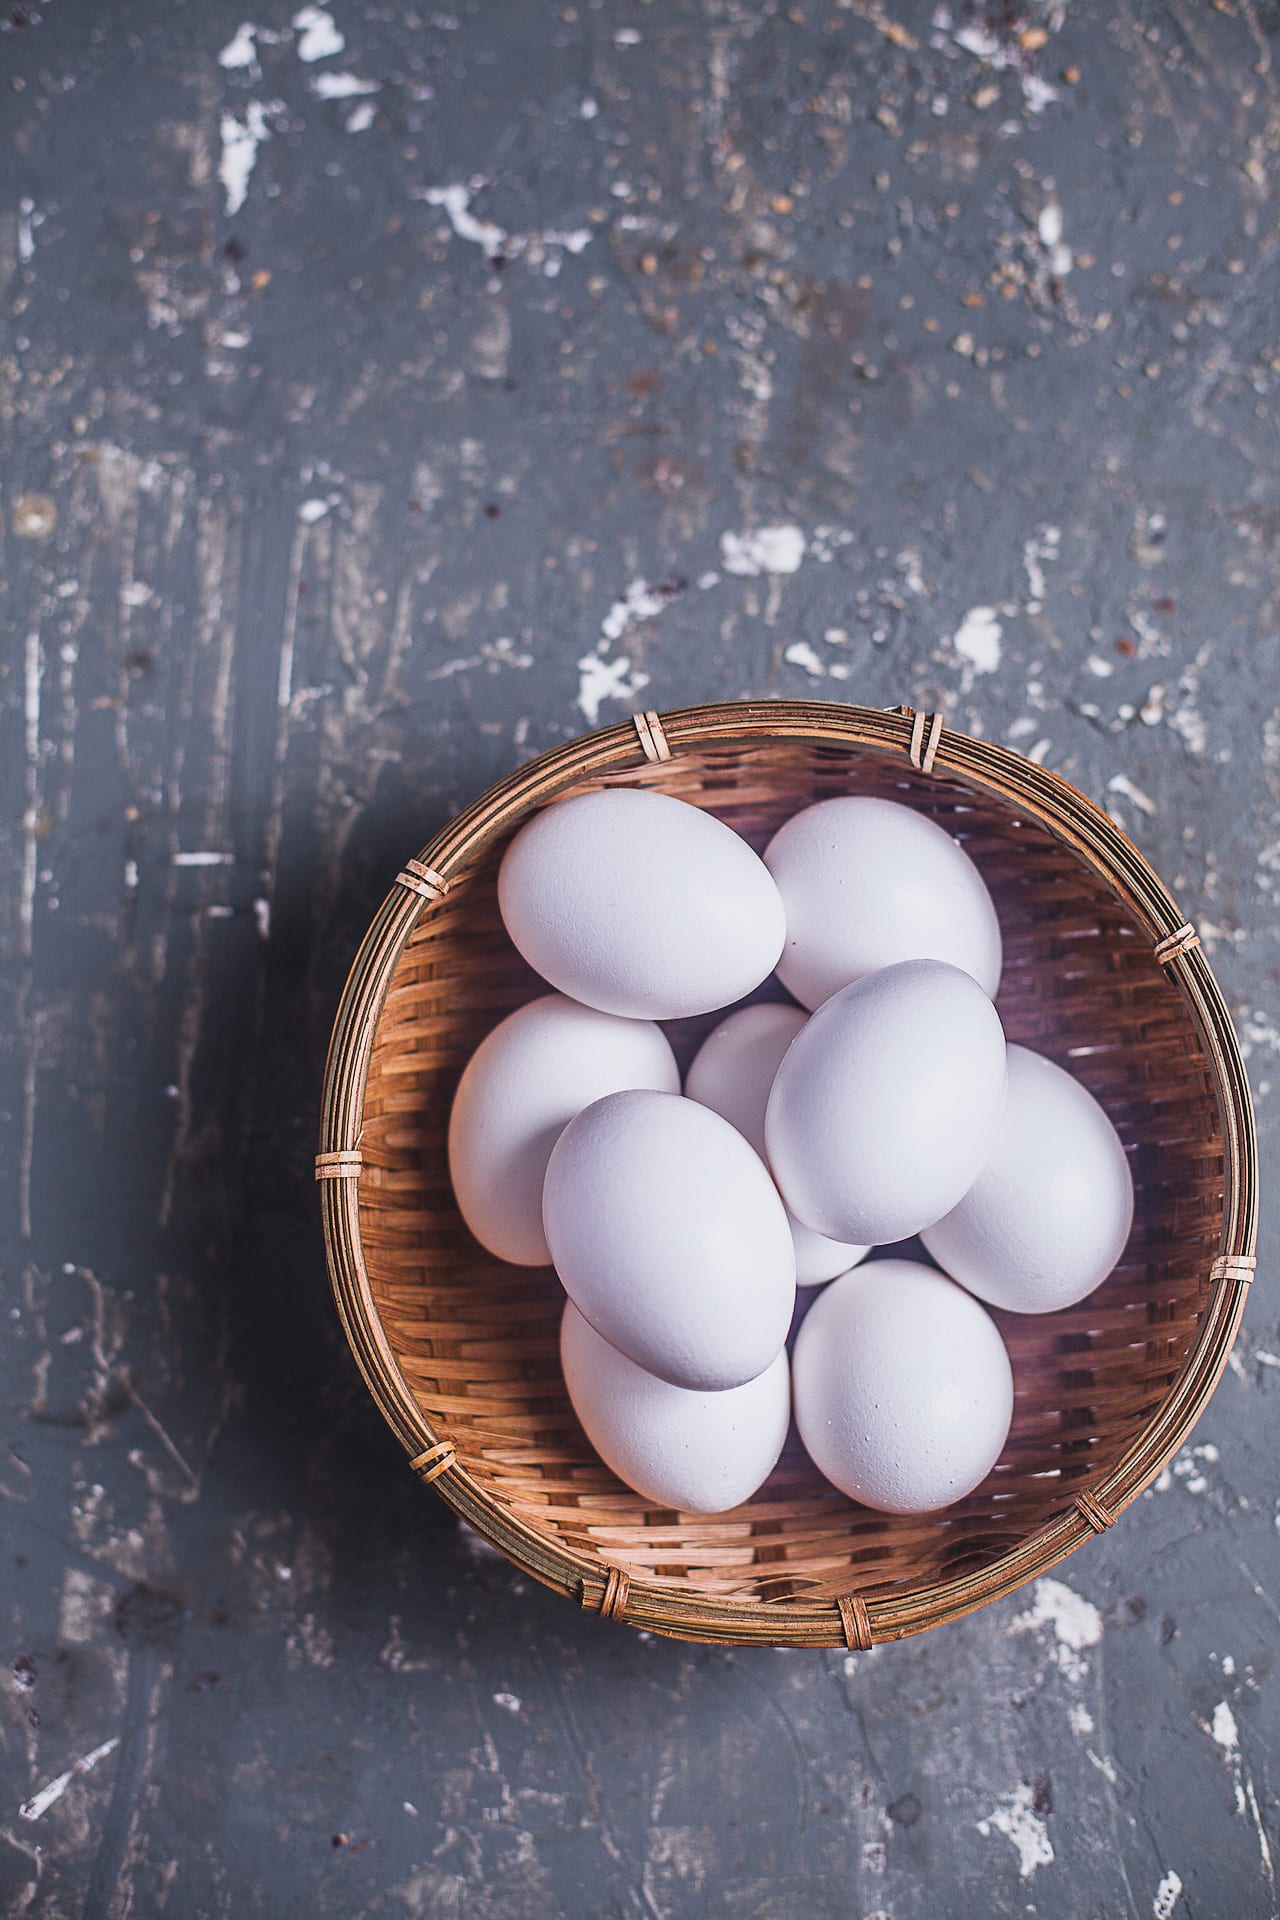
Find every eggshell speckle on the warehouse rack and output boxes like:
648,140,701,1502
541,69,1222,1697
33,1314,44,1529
764,796,1003,1009
543,1088,796,1390
685,1003,870,1286
560,1301,791,1512
922,1043,1134,1313
765,958,1008,1246
498,788,786,1019
792,1258,1014,1513
448,993,680,1265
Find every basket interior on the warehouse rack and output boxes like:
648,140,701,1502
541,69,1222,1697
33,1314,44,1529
356,737,1225,1607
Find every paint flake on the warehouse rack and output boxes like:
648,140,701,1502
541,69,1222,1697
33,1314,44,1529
976,1782,1054,1879
310,71,379,97
952,606,1002,675
1153,1869,1182,1919
576,651,650,727
219,21,259,68
293,4,344,60
1011,1577,1102,1684
219,101,273,215
720,525,806,576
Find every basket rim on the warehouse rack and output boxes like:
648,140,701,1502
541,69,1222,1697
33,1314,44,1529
318,699,1258,1649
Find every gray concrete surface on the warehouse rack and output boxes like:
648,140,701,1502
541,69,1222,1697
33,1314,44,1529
2,2,1278,1915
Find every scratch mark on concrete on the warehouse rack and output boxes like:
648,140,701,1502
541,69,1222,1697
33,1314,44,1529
1206,1699,1275,1884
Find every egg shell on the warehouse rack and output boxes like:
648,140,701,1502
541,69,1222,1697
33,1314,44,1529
543,1088,797,1391
447,993,680,1266
763,795,1003,1009
792,1258,1013,1513
497,787,786,1019
560,1301,791,1513
921,1043,1135,1313
685,1003,871,1286
765,958,1008,1246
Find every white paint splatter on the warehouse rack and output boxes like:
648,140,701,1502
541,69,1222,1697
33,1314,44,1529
576,651,650,728
1022,524,1060,610
218,101,273,215
541,226,592,257
1108,773,1155,817
784,641,827,677
1170,704,1207,755
423,182,508,255
293,4,344,61
1068,1702,1094,1736
1086,654,1114,678
1153,1441,1219,1497
898,548,926,596
1153,1868,1183,1919
493,1691,522,1713
1037,201,1072,276
1011,1577,1102,1684
254,897,271,940
346,101,376,132
18,196,35,264
1212,1700,1239,1756
976,1782,1054,1880
172,851,235,868
600,578,681,644
720,525,806,576
1024,74,1060,114
218,21,259,68
310,71,379,97
20,1739,120,1822
298,497,330,522
952,605,1003,676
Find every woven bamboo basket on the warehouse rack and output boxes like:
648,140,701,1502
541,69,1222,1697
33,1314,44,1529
317,700,1257,1649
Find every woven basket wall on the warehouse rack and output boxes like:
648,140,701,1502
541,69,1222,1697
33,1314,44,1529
318,701,1257,1649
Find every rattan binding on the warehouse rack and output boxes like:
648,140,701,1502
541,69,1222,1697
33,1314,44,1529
318,700,1257,1647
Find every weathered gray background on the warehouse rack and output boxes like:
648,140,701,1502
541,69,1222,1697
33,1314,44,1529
2,1,1278,1914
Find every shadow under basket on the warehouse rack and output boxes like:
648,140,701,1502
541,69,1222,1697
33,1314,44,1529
317,701,1258,1649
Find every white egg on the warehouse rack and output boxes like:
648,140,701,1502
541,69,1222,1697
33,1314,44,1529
792,1258,1013,1513
922,1043,1135,1313
560,1301,791,1512
543,1088,796,1390
765,958,1008,1246
447,993,680,1266
763,795,1003,1009
685,1003,870,1286
498,787,786,1019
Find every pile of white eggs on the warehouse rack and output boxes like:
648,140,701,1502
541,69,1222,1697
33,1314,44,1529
447,787,1135,1517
